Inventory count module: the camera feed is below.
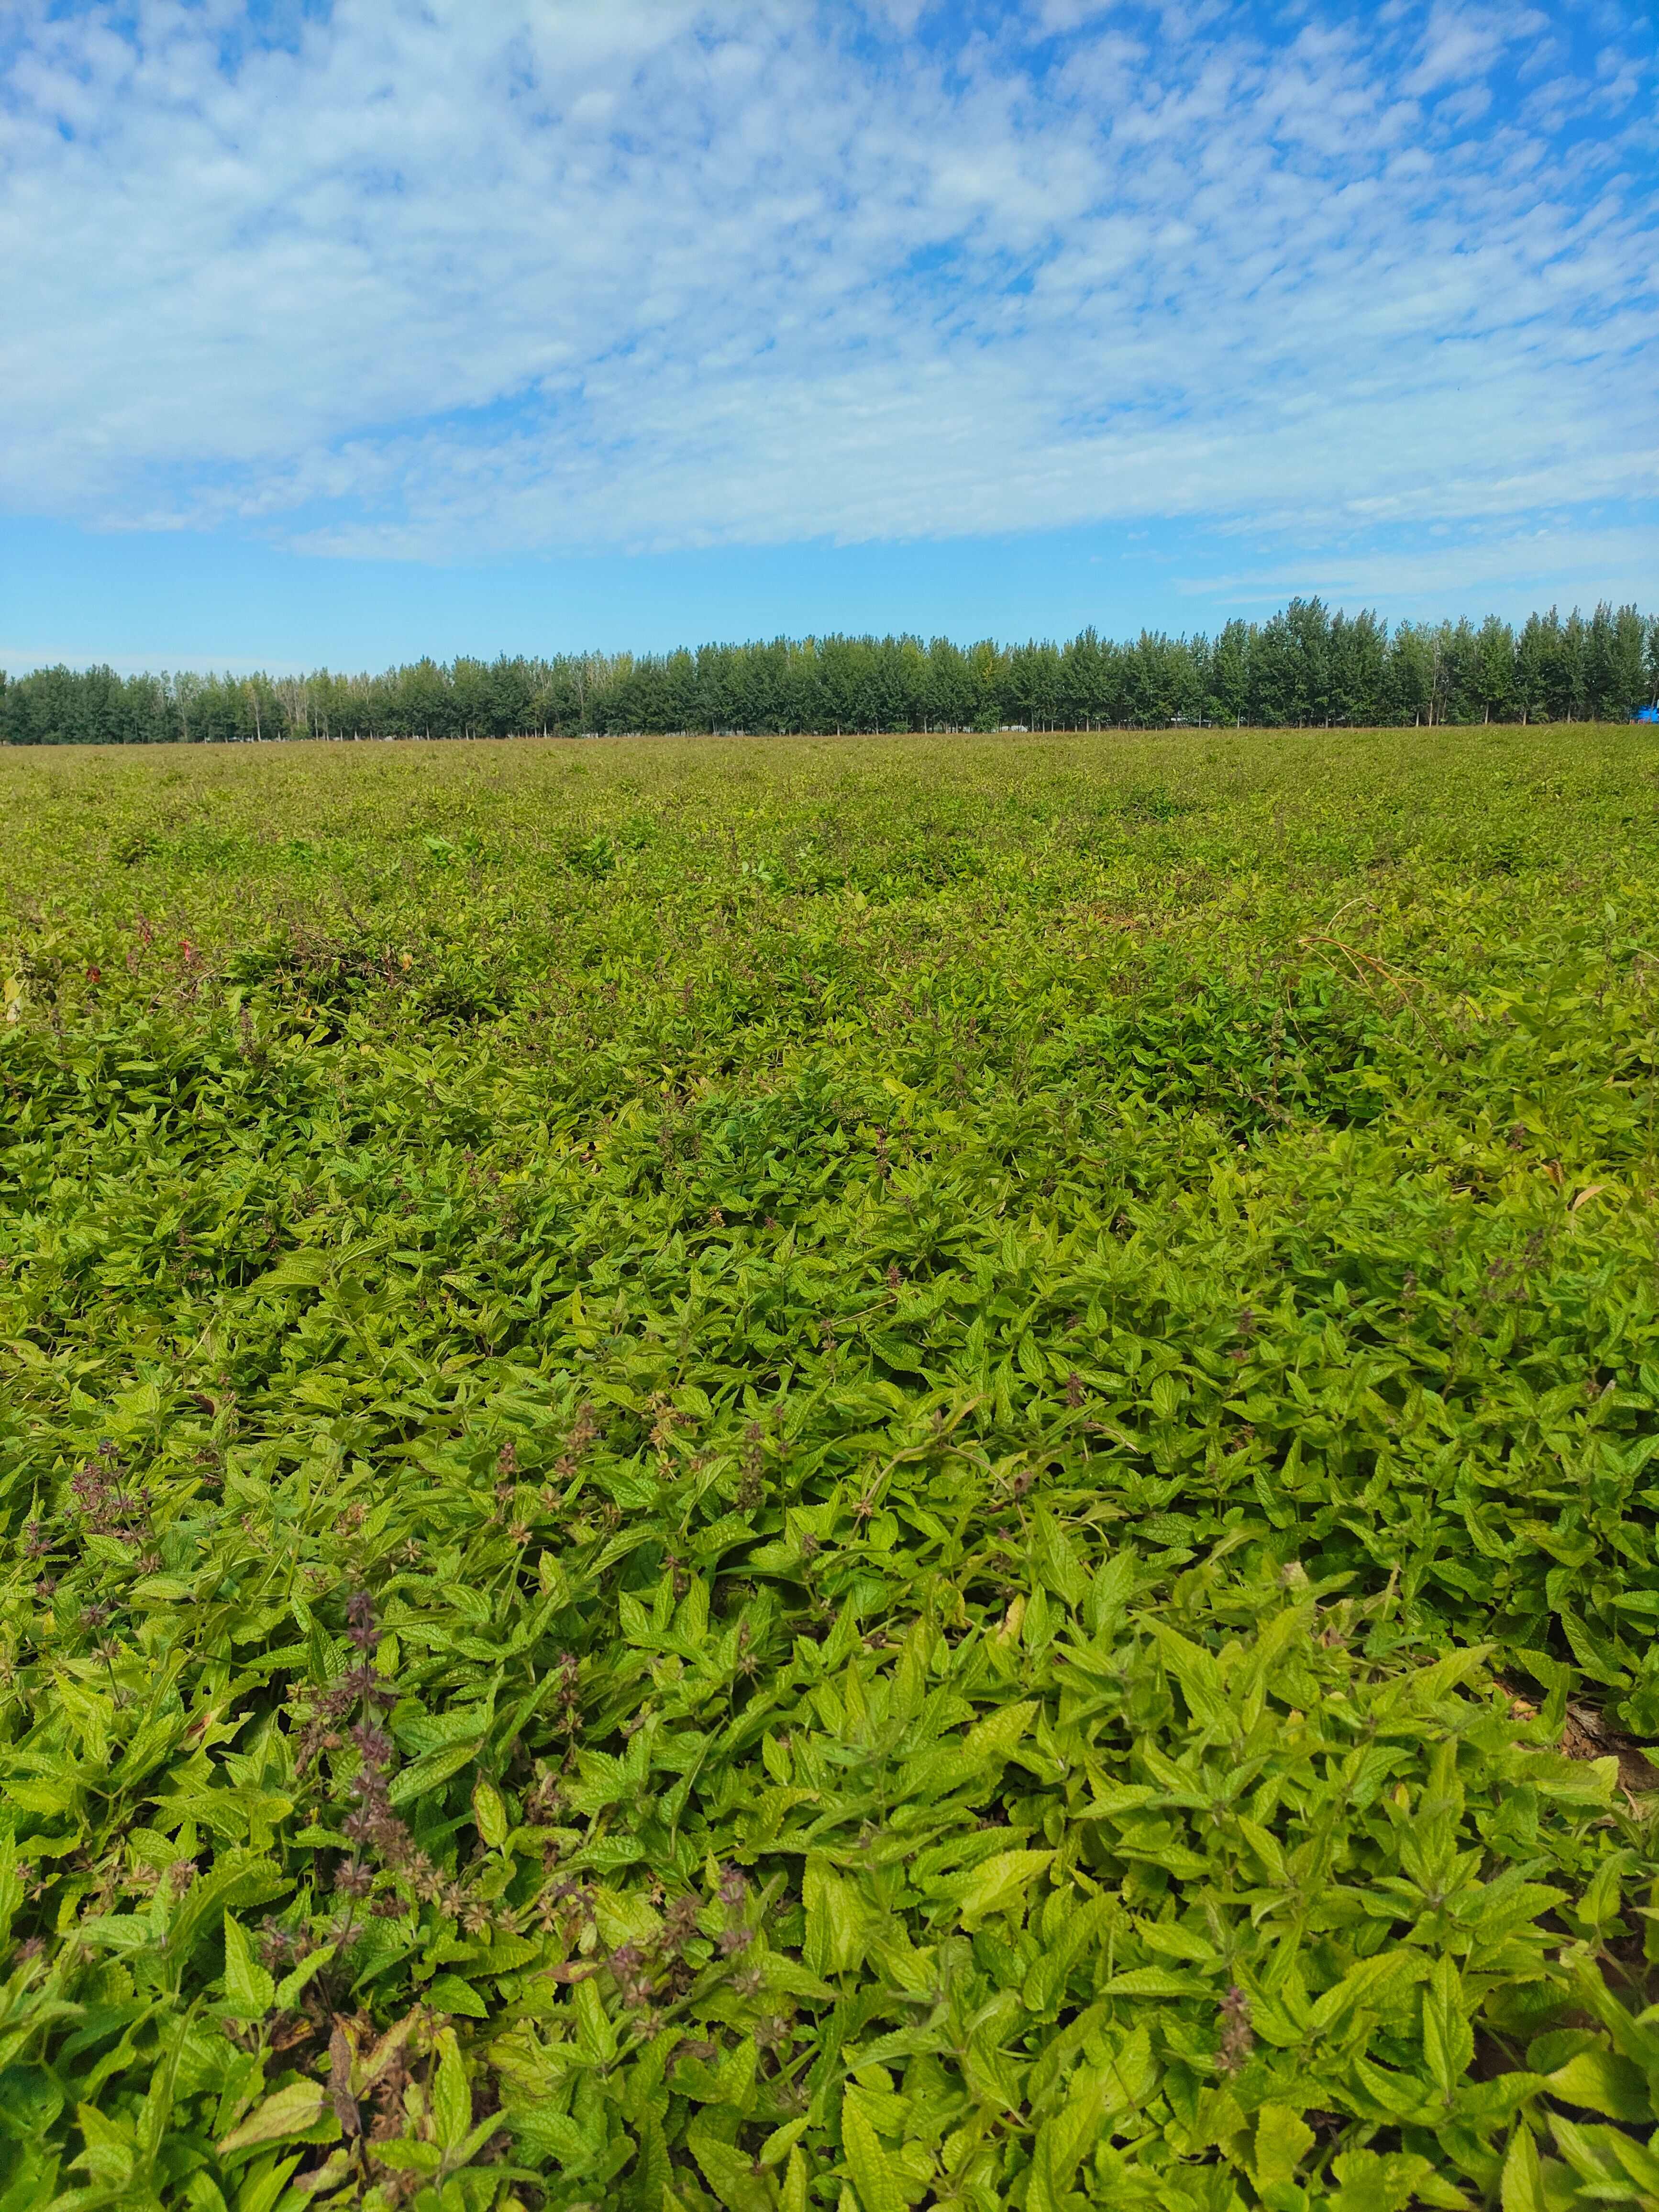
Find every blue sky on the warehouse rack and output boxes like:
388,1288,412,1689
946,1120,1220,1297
1,0,1654,674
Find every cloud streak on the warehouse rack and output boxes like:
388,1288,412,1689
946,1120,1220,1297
0,0,1654,577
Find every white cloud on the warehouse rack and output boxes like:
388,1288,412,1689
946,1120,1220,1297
1402,1,1544,95
0,0,1653,570
1182,520,1659,612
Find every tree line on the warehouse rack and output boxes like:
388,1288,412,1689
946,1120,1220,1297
3,598,1656,746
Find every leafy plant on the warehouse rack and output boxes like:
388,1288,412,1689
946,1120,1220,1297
3,723,1659,2210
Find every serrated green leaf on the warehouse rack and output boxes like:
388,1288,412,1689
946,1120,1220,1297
431,2032,471,2153
221,1915,275,2019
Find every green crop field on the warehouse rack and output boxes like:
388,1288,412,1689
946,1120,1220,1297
5,724,1659,2212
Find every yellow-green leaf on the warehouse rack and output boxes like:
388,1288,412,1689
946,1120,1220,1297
219,2081,327,2157
842,2095,904,2212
